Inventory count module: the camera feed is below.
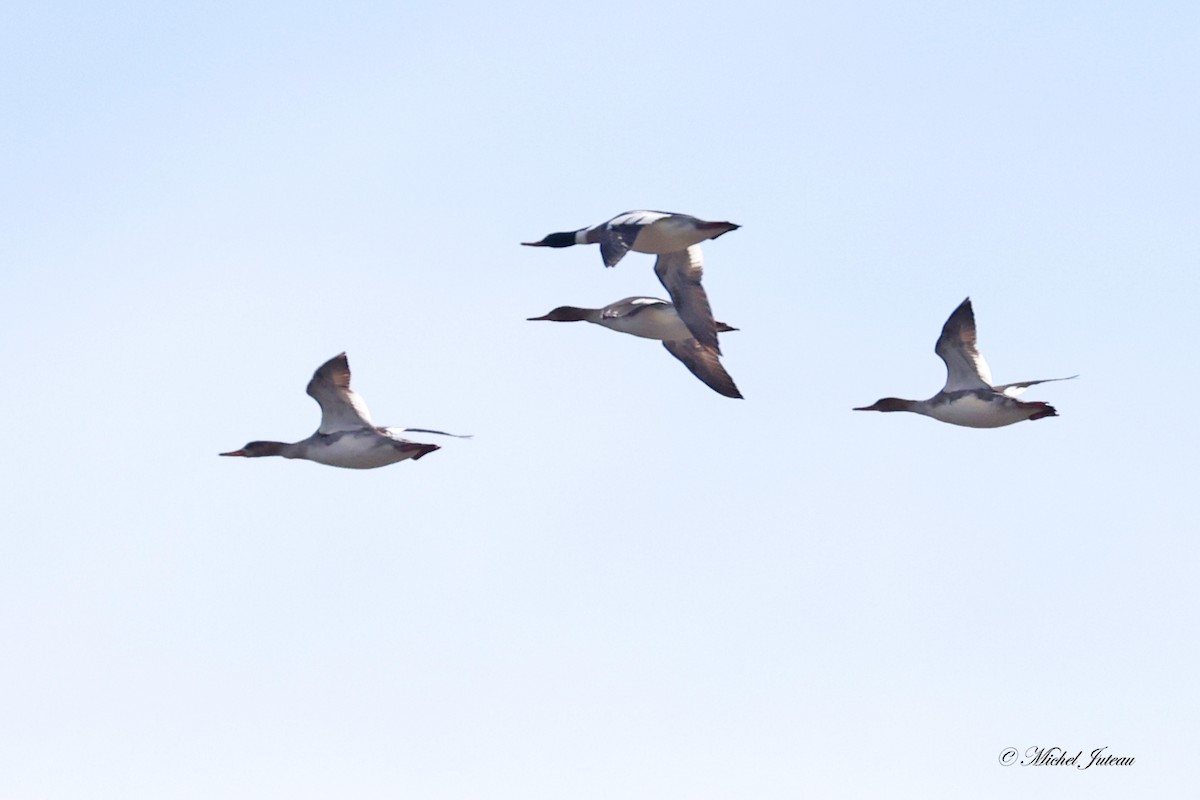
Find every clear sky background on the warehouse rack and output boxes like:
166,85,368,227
2,1,1197,797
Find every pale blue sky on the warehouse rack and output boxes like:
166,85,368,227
2,1,1197,797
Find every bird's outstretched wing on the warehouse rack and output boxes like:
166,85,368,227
306,353,374,433
935,298,993,392
994,375,1078,397
662,339,742,399
654,246,721,353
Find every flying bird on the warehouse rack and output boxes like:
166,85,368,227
220,353,467,469
854,298,1075,428
529,295,742,399
522,210,739,268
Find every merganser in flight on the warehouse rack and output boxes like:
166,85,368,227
522,210,739,268
220,353,467,469
854,298,1075,428
528,295,742,398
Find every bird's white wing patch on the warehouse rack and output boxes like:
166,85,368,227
608,210,670,227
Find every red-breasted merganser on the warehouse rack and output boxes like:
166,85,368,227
522,210,739,268
220,353,467,469
854,298,1075,428
528,295,742,398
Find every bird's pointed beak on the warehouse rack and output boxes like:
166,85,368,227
852,404,878,412
219,449,247,457
521,240,547,247
526,313,552,321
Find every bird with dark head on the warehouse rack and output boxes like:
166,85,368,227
219,353,463,469
526,295,742,399
521,210,739,268
853,298,1074,428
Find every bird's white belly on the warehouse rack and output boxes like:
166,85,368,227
925,394,1030,428
601,306,691,340
305,432,410,469
630,220,709,254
